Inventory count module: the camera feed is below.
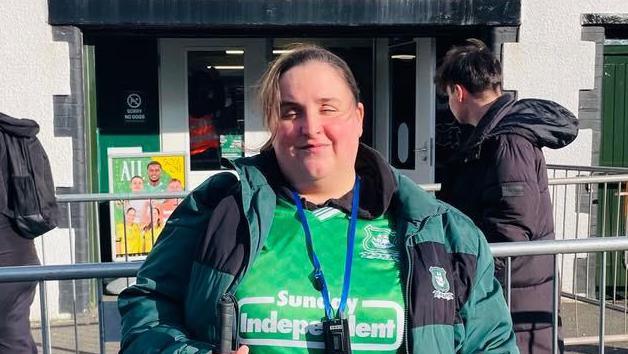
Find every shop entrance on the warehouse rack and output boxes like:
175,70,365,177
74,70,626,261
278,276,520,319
159,37,436,187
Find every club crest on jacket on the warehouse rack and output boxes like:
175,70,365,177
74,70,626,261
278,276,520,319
429,266,454,300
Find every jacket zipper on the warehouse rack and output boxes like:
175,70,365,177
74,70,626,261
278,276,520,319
220,200,253,349
404,234,414,354
403,215,436,354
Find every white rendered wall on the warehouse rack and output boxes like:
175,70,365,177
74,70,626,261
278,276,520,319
502,0,628,291
503,0,628,167
0,0,74,321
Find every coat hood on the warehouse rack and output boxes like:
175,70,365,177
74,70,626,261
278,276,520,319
463,94,578,153
0,112,40,137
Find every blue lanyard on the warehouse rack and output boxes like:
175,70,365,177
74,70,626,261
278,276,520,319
291,177,360,320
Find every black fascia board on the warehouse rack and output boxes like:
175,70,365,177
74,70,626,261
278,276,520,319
48,0,520,28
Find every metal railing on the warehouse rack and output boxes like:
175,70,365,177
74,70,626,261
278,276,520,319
3,237,628,354
4,168,628,353
548,164,628,177
548,173,628,301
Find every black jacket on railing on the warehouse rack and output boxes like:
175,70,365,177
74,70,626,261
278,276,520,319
438,94,578,354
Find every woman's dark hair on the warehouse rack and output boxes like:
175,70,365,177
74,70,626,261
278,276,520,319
258,44,360,151
434,38,502,95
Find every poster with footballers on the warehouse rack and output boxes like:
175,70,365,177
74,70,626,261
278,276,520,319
108,152,187,261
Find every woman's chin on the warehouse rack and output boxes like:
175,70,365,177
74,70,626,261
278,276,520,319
301,165,334,181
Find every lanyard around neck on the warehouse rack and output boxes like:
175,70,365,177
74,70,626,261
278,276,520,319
291,177,360,320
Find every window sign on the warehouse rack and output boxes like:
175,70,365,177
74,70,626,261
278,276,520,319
107,152,187,261
220,134,244,159
122,90,147,124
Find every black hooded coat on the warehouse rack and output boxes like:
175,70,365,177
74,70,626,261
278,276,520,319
438,94,578,353
0,112,40,354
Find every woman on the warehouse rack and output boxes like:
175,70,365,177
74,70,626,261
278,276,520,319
160,178,183,220
124,175,149,225
141,205,164,253
119,45,518,354
115,207,143,256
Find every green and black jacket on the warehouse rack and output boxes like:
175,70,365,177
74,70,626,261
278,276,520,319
118,145,518,354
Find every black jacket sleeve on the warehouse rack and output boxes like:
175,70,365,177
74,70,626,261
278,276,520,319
479,135,544,244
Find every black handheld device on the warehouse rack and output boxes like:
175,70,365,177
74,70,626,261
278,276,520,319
218,294,239,354
322,317,352,354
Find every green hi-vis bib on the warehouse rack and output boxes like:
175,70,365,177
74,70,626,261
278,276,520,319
235,197,404,353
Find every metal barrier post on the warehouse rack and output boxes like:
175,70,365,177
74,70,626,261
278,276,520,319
67,202,80,353
573,183,581,336
98,280,106,354
553,255,559,354
600,251,607,354
39,280,51,354
506,257,512,310
587,184,594,298
613,183,622,305
39,227,51,354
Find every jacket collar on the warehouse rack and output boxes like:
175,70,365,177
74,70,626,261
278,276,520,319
459,94,515,156
228,144,398,220
227,146,445,235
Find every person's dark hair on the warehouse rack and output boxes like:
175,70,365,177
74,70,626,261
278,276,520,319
130,175,143,182
147,161,162,170
434,38,502,95
258,44,360,151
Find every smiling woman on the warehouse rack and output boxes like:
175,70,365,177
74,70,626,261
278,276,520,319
272,62,363,204
118,44,519,354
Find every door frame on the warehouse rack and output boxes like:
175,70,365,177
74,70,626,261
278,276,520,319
374,37,436,183
159,38,269,188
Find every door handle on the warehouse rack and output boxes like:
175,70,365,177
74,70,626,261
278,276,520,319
414,138,433,166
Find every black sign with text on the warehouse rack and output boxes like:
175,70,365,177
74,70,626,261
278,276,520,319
95,38,159,134
122,91,146,124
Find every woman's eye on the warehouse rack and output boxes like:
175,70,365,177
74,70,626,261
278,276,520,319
321,106,338,114
280,110,298,120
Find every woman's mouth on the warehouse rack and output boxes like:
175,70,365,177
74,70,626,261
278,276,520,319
299,143,328,152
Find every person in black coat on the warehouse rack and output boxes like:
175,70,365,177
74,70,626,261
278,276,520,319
0,113,41,354
435,39,578,354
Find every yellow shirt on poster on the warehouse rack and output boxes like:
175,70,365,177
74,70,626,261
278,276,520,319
142,225,164,253
115,223,143,256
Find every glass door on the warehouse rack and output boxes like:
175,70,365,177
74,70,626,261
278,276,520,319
159,39,268,188
375,38,436,183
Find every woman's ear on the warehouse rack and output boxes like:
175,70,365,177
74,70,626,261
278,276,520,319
356,102,365,137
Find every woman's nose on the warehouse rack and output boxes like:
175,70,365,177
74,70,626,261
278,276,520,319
300,110,322,135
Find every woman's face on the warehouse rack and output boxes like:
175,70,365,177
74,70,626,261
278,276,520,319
125,209,136,224
167,180,183,192
150,208,161,224
273,61,364,186
130,177,144,192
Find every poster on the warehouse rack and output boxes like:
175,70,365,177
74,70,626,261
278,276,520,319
220,134,244,159
108,152,187,261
